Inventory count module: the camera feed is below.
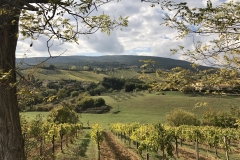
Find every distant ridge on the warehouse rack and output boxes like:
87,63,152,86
16,55,211,70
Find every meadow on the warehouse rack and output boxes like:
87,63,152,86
20,68,107,82
21,91,239,129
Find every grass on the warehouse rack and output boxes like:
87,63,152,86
105,69,140,79
20,68,107,83
56,130,97,160
21,91,240,129
21,91,240,159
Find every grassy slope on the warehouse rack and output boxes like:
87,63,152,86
80,92,239,128
20,68,107,82
105,69,141,79
22,92,240,129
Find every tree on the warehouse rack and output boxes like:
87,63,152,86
141,0,240,93
0,1,128,159
142,0,240,67
47,105,78,124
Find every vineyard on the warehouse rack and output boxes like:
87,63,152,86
21,114,83,159
21,115,240,160
105,69,141,79
110,123,240,160
20,69,106,82
20,92,240,159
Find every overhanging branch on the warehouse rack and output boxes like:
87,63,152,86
24,0,49,3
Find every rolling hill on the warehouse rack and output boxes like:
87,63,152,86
16,55,211,70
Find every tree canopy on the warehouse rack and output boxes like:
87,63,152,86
143,0,240,69
141,0,240,93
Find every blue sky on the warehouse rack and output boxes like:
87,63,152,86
16,0,229,61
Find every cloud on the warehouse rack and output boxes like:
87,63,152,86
83,31,124,54
16,0,228,63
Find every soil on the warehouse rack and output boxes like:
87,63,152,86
100,131,141,160
100,131,215,160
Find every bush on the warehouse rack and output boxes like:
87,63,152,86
71,91,79,98
182,86,195,94
76,97,94,112
202,108,237,128
166,108,200,126
94,98,105,107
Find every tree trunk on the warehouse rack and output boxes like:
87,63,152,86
224,136,229,160
0,4,26,160
195,137,199,160
175,136,178,157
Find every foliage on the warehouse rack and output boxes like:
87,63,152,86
76,96,95,111
166,108,200,127
140,0,240,95
154,0,240,68
75,95,106,112
90,123,103,160
0,69,12,81
20,114,82,159
70,91,79,98
90,123,104,144
102,77,126,90
111,122,240,159
202,108,237,128
94,98,105,107
101,77,148,92
91,84,107,96
47,106,78,124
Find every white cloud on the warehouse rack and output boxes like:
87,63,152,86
16,0,228,63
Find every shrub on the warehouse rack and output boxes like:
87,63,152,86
76,97,94,112
202,108,237,128
71,91,79,98
166,108,200,126
94,98,105,107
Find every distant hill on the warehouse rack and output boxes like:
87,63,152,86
16,55,211,70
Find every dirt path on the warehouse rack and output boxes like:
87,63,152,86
100,131,141,160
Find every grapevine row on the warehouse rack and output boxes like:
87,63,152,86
21,115,83,159
110,123,240,160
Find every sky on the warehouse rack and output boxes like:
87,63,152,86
16,0,229,61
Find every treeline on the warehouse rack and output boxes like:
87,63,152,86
101,77,149,92
18,75,150,112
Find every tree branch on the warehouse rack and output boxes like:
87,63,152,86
24,0,49,3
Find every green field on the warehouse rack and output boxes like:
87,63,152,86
21,91,240,129
105,69,141,79
20,68,107,82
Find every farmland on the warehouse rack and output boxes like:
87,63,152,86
22,91,240,128
105,69,141,79
20,68,107,83
21,91,240,159
18,58,240,160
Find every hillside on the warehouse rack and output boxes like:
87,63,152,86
19,69,107,82
16,55,211,70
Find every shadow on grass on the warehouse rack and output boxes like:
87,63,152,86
78,134,91,157
112,111,121,114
